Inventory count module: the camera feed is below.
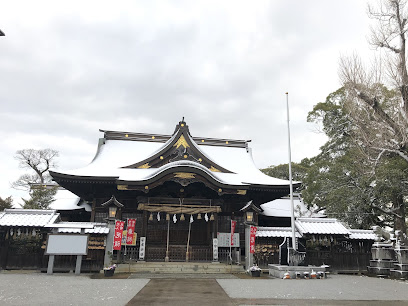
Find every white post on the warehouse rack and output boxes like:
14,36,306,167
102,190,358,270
165,219,170,262
229,220,233,264
286,92,297,251
186,217,192,262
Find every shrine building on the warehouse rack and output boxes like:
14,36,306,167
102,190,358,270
50,120,295,262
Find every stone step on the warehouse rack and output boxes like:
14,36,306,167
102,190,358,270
115,262,244,274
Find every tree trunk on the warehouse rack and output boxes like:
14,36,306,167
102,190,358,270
394,195,407,234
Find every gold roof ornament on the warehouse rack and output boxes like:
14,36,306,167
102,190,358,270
174,172,195,179
173,135,190,149
209,166,221,172
138,163,151,169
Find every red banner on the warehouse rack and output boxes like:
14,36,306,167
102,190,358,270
126,219,136,245
249,226,257,254
113,220,125,250
230,220,237,246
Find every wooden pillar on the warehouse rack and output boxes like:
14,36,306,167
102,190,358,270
140,211,148,261
90,199,96,222
214,213,219,238
0,230,9,269
141,211,148,237
117,207,122,220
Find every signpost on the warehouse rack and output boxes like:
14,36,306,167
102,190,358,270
217,233,240,247
45,234,89,275
139,237,146,261
213,238,218,261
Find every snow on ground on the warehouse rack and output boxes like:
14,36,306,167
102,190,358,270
217,274,408,300
0,273,149,306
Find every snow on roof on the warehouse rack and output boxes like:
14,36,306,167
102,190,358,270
256,226,302,238
349,229,376,240
56,222,109,234
49,189,92,212
261,195,325,218
52,130,292,187
0,209,60,227
295,218,351,235
199,144,295,186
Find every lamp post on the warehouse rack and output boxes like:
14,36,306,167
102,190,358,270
109,206,118,219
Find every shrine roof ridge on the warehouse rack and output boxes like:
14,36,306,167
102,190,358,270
99,129,250,148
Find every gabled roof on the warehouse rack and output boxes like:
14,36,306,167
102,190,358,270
101,195,124,208
256,226,302,238
56,222,109,234
295,218,351,235
349,229,376,240
50,120,296,198
0,209,60,227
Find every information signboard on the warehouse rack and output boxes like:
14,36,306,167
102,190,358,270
45,234,89,255
217,233,240,247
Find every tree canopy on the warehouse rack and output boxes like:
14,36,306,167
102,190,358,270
304,87,407,231
336,0,408,232
12,149,59,191
0,196,13,211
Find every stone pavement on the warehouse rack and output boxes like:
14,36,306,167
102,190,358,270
0,271,407,305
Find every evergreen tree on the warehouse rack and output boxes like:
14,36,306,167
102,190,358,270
0,196,13,211
21,186,57,210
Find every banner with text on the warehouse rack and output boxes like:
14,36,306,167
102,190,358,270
230,220,237,246
249,226,257,254
126,219,136,245
113,220,125,250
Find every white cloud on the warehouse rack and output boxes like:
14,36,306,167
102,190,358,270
0,0,374,200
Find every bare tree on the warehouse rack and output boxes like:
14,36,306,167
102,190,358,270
12,149,59,190
339,0,408,232
339,0,408,163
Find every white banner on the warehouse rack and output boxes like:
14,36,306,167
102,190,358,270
213,238,218,261
139,237,146,260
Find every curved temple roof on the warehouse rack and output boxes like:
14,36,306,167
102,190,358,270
50,120,297,195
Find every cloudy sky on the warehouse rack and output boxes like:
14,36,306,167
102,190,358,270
0,0,373,203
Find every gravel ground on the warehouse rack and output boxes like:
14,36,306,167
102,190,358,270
217,274,408,301
0,272,149,306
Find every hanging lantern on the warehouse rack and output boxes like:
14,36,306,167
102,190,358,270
149,213,153,221
173,214,177,223
197,213,202,220
190,214,194,223
180,213,185,221
210,213,215,221
166,213,170,221
204,213,209,222
157,212,161,221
